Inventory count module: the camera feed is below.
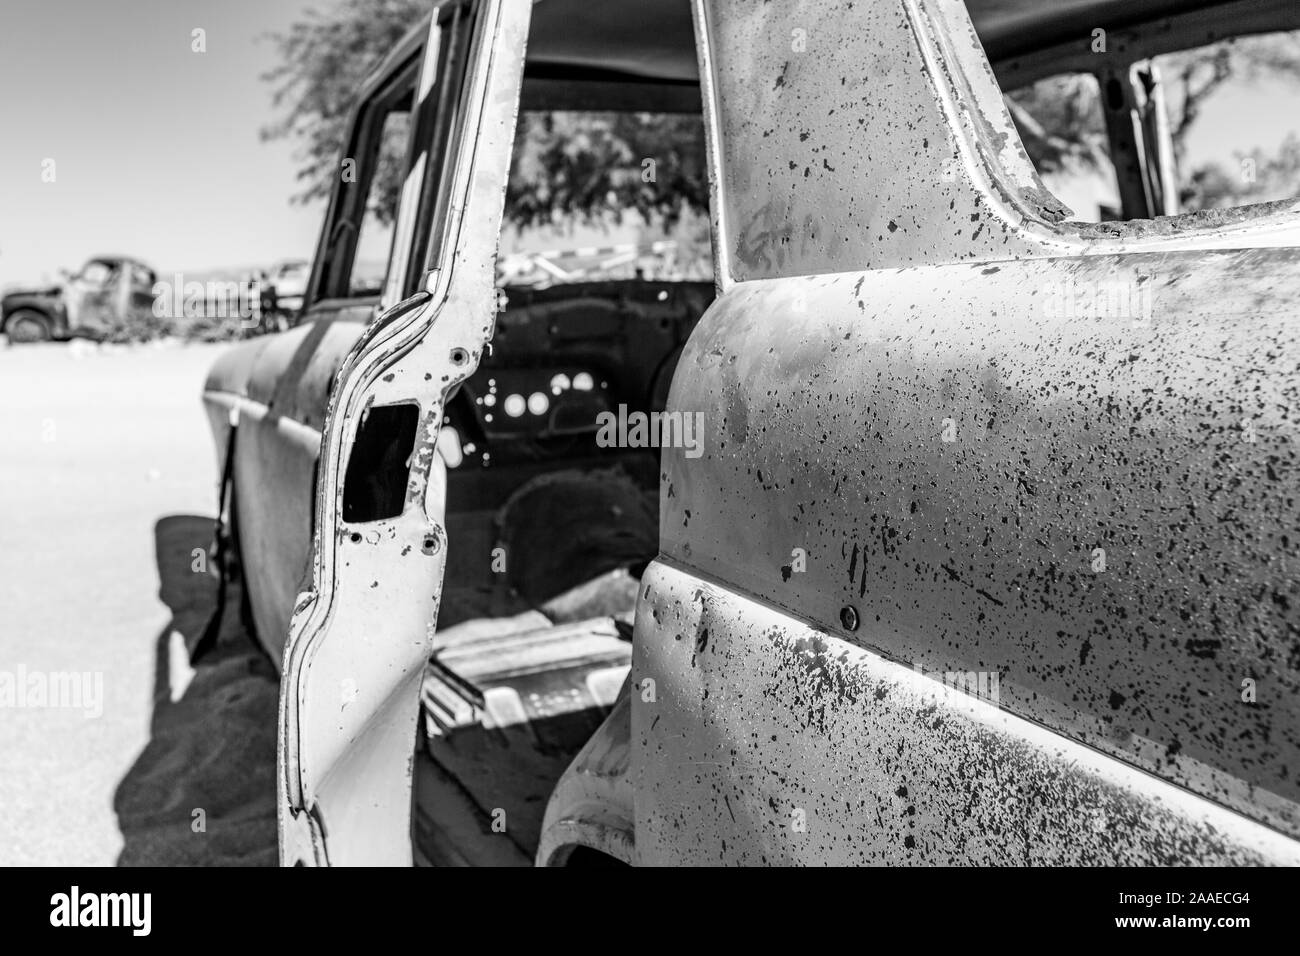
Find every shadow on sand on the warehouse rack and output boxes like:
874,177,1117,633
113,515,279,865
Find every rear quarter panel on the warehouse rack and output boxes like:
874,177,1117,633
626,0,1300,863
635,250,1300,862
632,562,1300,864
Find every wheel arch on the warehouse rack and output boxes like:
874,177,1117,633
3,304,59,339
536,684,636,866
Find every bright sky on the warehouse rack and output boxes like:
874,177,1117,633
0,0,327,289
1,2,1296,290
1182,77,1300,170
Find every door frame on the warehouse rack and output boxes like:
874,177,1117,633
278,0,531,867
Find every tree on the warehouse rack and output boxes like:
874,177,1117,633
1004,73,1109,177
1005,31,1300,213
262,0,706,230
262,0,430,217
1184,132,1300,210
1160,34,1300,209
506,112,706,231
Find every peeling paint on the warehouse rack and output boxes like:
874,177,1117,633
633,563,1299,864
663,247,1300,838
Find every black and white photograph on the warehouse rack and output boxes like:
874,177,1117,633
0,0,1296,917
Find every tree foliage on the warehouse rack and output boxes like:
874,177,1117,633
1185,131,1300,209
266,4,1300,226
1006,31,1300,212
262,0,430,215
506,112,707,230
262,0,706,230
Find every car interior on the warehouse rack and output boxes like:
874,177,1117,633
406,0,709,866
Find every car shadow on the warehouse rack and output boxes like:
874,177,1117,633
112,515,279,866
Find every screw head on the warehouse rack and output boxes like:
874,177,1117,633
840,605,859,631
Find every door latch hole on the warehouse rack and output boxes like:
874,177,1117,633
342,402,420,523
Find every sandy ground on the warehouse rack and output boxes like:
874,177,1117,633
0,340,278,865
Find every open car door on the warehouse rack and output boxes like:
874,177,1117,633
278,0,530,866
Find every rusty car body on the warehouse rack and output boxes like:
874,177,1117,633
202,0,1300,865
2,255,156,342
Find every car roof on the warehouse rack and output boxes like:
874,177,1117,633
525,0,1238,80
970,0,1237,57
86,255,152,269
384,0,1261,87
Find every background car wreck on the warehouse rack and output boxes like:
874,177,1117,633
1,255,157,342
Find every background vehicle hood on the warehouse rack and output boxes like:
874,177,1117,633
3,286,61,301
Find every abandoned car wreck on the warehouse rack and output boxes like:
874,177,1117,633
197,0,1300,866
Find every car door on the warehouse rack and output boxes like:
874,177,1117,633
219,7,476,668
277,0,529,866
127,262,156,316
62,259,114,331
631,0,1300,864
